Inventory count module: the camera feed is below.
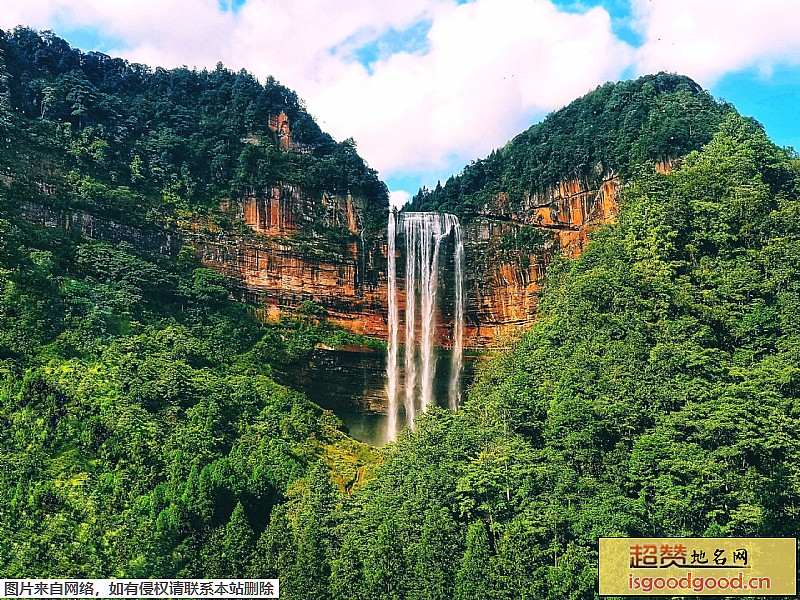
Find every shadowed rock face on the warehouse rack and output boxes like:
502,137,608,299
283,346,480,446
196,185,391,337
461,173,622,346
20,202,182,257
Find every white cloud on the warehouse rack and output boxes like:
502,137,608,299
0,1,234,66
226,0,443,89
2,0,798,192
389,189,412,209
631,0,800,86
309,0,632,176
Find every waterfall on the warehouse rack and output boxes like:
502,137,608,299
385,211,464,441
404,220,417,429
449,218,464,411
359,228,366,291
386,213,399,440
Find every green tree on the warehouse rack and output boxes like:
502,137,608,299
454,520,492,600
223,502,255,577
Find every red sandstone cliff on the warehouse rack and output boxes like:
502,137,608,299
192,184,390,337
458,158,678,346
17,169,660,350
461,173,622,346
198,170,631,349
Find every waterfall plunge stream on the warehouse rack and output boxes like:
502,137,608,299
386,211,464,441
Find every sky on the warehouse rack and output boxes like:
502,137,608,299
1,0,798,207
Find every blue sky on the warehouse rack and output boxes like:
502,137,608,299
2,0,799,206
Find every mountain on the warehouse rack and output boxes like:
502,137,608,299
0,26,381,579
410,73,732,345
0,26,390,336
411,72,726,217
328,113,800,600
0,27,741,348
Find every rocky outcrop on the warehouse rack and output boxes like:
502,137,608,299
459,173,621,346
195,184,388,336
196,230,390,337
19,201,181,256
233,184,362,237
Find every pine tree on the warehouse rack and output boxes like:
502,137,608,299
223,502,255,577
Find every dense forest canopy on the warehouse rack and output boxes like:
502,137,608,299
0,26,388,233
333,113,800,599
0,207,378,576
0,26,381,581
410,72,730,218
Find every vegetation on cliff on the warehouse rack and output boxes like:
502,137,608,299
0,27,381,579
2,26,800,600
410,72,730,217
0,26,388,237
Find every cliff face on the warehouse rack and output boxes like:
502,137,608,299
207,171,624,348
194,184,390,338
461,173,621,346
3,46,720,353
236,184,362,237
20,202,182,256
186,117,624,347
458,161,682,345
17,172,622,349
11,129,657,352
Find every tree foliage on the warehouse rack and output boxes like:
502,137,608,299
0,26,388,230
410,73,729,218
328,114,800,598
0,24,387,588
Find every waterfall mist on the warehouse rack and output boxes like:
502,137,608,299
386,211,464,441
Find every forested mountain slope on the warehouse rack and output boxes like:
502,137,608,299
0,27,392,338
0,27,381,578
410,72,729,218
0,26,387,226
412,73,737,346
323,115,800,599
